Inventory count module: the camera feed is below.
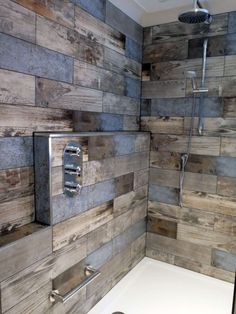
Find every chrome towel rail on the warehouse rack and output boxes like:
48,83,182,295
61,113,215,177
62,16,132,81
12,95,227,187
50,266,100,304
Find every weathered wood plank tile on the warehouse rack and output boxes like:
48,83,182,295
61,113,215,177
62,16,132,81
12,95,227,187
150,97,223,118
143,40,188,63
4,282,52,314
214,215,236,236
53,201,113,251
0,69,35,106
113,220,146,256
113,185,147,218
147,232,212,264
152,14,228,43
0,226,52,282
131,234,146,267
0,196,33,243
0,137,33,169
174,255,234,283
123,115,140,131
0,104,73,136
185,155,236,177
149,168,217,193
177,223,236,250
217,176,236,197
141,116,184,134
150,151,181,170
82,152,148,187
36,78,103,112
73,112,124,132
188,36,226,59
229,11,236,34
150,57,224,81
148,200,215,229
182,190,236,216
104,47,141,79
148,216,177,238
125,37,142,63
74,60,125,95
134,169,149,190
142,80,185,99
103,93,140,116
189,34,236,58
0,0,36,43
223,98,236,118
87,223,113,255
149,184,179,205
221,137,236,157
36,15,104,67
71,0,105,21
222,76,236,97
0,33,73,83
212,249,236,272
13,0,74,28
51,173,133,224
125,77,141,99
105,1,143,44
75,5,125,54
88,135,114,161
143,27,152,45
224,56,236,77
146,248,175,264
0,167,33,206
151,134,220,156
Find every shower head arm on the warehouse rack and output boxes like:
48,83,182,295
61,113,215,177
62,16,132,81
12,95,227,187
197,1,203,9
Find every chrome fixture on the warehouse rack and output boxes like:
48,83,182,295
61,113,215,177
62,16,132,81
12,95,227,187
178,38,209,207
63,142,83,197
50,266,100,304
178,0,212,24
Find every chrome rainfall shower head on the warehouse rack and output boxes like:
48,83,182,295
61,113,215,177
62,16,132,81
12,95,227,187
178,0,212,24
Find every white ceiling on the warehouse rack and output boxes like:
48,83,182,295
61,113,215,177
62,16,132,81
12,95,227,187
133,0,197,13
110,0,236,26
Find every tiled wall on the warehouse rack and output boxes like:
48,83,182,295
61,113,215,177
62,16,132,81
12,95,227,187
0,0,142,234
142,12,236,283
0,1,145,313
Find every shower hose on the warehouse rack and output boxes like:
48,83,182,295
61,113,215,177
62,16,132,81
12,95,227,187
179,94,197,207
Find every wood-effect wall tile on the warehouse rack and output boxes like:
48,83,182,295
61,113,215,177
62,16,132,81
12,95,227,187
143,40,188,63
71,0,105,21
0,69,35,106
13,0,75,28
0,137,33,169
0,0,36,43
0,33,73,83
105,1,143,44
75,5,125,55
36,78,103,112
0,104,73,136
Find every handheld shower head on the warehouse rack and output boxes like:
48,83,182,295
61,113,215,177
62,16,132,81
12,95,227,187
186,71,197,90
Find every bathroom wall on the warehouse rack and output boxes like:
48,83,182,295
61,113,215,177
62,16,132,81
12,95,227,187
142,12,236,283
0,0,142,233
0,1,146,313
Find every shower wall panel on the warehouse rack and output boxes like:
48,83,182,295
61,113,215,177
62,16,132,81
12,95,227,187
0,1,143,313
0,0,142,234
142,12,236,283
